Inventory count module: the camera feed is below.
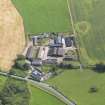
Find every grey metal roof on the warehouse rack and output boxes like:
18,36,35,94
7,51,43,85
26,46,35,59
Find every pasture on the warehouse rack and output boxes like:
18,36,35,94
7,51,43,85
12,0,72,34
69,0,105,64
29,84,66,105
47,69,105,105
0,76,7,91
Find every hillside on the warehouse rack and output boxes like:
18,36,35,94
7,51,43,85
0,0,25,71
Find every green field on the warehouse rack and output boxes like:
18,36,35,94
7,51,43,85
47,69,105,105
69,0,105,64
0,76,7,91
29,84,65,105
12,0,72,34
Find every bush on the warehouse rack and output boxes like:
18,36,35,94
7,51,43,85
93,63,105,73
17,55,26,60
89,86,98,93
59,63,73,69
0,78,30,105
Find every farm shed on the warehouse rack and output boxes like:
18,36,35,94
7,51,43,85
31,36,38,46
54,36,65,46
65,36,75,47
49,43,62,47
48,47,64,57
31,59,42,66
57,48,64,57
43,59,57,64
26,46,35,60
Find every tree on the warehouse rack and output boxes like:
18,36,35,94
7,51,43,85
49,66,58,76
14,60,26,70
94,62,105,73
17,55,26,60
0,78,30,105
89,86,98,93
0,100,3,105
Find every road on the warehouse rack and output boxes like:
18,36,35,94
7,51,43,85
0,71,76,105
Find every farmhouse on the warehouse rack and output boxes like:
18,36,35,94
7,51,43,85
31,70,44,81
54,36,65,47
49,36,65,48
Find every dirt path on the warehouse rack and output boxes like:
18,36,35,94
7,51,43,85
66,0,83,69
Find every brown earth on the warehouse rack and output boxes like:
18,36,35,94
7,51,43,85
0,0,25,71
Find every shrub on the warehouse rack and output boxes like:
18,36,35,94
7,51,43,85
89,86,98,93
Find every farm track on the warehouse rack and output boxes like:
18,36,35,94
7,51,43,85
66,0,82,69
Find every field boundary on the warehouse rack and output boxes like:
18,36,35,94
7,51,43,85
66,0,83,69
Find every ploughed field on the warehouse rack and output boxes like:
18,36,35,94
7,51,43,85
12,0,72,33
0,0,25,71
69,0,105,64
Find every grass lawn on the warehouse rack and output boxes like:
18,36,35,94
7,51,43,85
0,76,7,91
29,84,66,105
12,0,72,34
69,0,105,64
47,69,105,105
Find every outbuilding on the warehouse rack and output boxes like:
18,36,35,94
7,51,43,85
31,59,42,66
26,46,35,60
31,70,44,81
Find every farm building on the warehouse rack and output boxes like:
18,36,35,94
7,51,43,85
54,36,65,47
26,46,38,60
31,36,38,46
48,47,64,57
63,55,77,61
26,46,35,60
31,69,44,81
49,36,65,47
57,48,65,56
31,59,42,66
49,43,62,47
65,36,75,47
38,47,48,60
43,59,57,64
